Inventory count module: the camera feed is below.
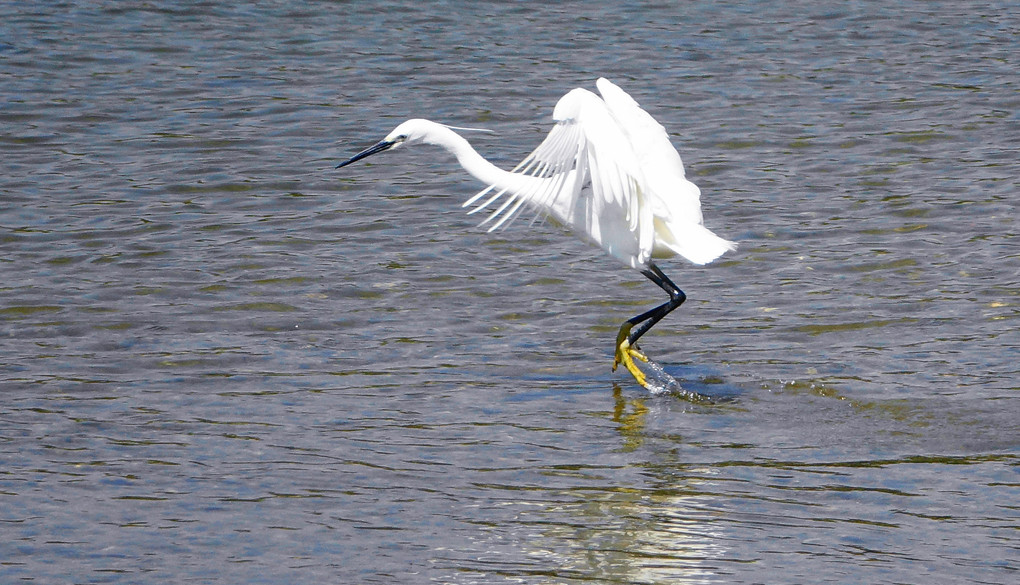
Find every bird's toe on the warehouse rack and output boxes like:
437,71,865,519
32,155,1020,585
614,336,650,389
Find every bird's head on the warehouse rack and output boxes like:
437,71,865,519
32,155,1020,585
335,119,434,169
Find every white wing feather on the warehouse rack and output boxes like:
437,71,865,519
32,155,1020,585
595,77,703,225
463,117,582,230
463,87,655,268
596,78,736,265
460,79,733,268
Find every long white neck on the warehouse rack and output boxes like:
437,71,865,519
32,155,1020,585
418,121,538,194
410,119,580,229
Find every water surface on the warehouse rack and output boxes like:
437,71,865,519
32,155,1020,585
1,1,1017,584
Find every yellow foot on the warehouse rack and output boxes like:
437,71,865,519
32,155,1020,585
612,323,650,388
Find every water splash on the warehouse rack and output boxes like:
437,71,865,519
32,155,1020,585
639,356,711,403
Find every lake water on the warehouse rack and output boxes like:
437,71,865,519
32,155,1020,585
1,1,1017,583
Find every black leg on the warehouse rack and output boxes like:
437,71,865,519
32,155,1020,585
626,263,686,346
612,263,687,388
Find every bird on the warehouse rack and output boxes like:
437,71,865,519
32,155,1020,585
336,77,735,389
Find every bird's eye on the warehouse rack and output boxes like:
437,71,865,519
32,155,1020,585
395,134,408,143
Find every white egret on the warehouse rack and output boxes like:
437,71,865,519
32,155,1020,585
336,78,735,389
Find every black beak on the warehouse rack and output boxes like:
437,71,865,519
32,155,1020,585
335,140,395,169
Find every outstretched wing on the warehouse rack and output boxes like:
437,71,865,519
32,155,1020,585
595,77,704,226
463,87,655,269
597,78,736,265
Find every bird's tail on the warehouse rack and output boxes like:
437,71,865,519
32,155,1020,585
658,221,737,266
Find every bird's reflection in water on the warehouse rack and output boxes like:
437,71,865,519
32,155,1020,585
612,384,649,452
515,385,725,583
